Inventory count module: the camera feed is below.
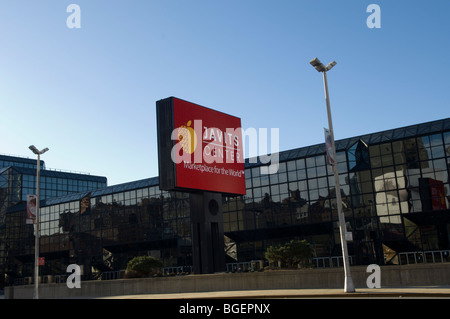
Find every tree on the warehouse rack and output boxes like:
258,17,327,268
126,256,163,278
265,240,311,269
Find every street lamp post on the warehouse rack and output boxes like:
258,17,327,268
29,145,49,299
309,58,355,293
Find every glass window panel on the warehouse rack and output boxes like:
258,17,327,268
392,141,403,153
272,194,280,202
318,188,329,198
287,160,296,171
376,192,387,204
288,171,297,182
260,174,269,186
419,135,431,148
433,158,447,171
253,187,262,198
336,151,347,163
251,167,260,178
306,157,315,168
419,148,432,161
279,183,288,194
394,152,406,165
269,173,279,184
328,175,335,186
270,184,279,195
429,133,443,147
309,189,319,201
297,169,307,180
371,156,382,168
318,177,328,188
381,154,394,166
369,145,381,157
431,145,445,158
278,171,288,183
296,159,305,169
308,178,318,189
315,155,325,166
307,167,316,178
444,132,450,145
337,161,347,173
280,192,290,202
316,165,326,177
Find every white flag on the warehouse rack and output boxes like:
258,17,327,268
324,128,334,166
26,194,37,224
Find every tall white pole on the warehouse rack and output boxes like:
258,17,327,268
33,154,40,299
30,146,48,299
322,71,355,293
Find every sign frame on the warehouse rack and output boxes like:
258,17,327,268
156,97,245,196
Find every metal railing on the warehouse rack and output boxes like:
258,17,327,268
312,256,354,268
226,260,264,272
225,257,355,270
162,266,192,275
100,270,126,280
398,250,450,265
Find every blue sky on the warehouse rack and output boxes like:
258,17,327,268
1,0,449,186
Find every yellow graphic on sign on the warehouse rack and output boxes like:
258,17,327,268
178,120,197,154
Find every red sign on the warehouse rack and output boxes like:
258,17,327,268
39,257,45,266
157,97,245,195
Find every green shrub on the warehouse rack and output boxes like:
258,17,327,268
125,256,163,278
265,239,311,269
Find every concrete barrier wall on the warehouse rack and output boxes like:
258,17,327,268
6,263,450,299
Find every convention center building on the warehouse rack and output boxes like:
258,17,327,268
1,118,449,285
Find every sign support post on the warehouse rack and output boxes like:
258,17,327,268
190,192,225,274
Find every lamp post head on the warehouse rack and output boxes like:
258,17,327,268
29,145,39,155
310,57,337,72
325,61,337,71
310,57,326,72
29,145,49,155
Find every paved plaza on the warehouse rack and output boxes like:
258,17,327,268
97,286,450,299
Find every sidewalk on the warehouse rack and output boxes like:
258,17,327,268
97,286,450,299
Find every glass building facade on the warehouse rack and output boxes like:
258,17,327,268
0,156,107,286
1,118,450,285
